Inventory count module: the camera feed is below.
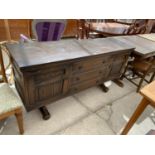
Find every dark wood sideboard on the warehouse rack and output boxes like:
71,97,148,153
6,38,134,119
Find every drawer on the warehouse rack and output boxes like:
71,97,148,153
71,78,102,93
34,70,65,86
25,63,67,76
71,66,111,85
72,56,112,73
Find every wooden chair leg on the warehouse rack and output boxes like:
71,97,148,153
137,74,146,92
15,110,24,135
86,29,89,39
149,72,155,82
120,63,129,80
121,97,149,135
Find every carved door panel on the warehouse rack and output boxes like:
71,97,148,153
24,65,70,109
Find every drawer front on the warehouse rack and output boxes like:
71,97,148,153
72,55,112,73
71,66,111,85
71,78,102,93
34,70,64,86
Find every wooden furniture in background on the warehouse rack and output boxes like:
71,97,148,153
121,80,155,135
87,22,130,38
118,34,155,92
6,38,134,119
0,19,31,41
139,33,155,42
125,19,150,35
113,35,155,58
3,20,11,42
77,19,86,39
63,19,77,38
0,19,78,40
0,83,24,134
85,19,153,38
0,19,154,41
0,20,8,41
121,56,155,92
77,19,107,39
112,19,135,25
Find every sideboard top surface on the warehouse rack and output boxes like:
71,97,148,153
6,37,134,69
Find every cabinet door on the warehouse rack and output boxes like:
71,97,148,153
24,65,69,110
34,70,64,101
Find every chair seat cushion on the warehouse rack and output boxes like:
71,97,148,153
0,83,22,115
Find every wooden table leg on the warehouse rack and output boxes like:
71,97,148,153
121,98,149,135
113,79,124,87
99,84,109,92
39,106,51,120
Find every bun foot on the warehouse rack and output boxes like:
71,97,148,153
99,84,109,92
39,106,51,120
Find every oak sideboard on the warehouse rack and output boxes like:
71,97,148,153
6,37,134,119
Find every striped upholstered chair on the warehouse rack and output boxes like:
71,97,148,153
20,19,67,42
31,19,67,41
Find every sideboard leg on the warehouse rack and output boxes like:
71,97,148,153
113,79,124,87
99,84,109,92
39,106,51,120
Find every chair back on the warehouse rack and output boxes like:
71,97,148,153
32,19,67,41
125,19,149,35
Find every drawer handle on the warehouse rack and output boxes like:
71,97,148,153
76,77,80,81
78,66,83,70
74,88,78,91
102,60,105,64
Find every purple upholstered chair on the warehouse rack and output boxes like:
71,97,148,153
20,19,67,42
32,19,67,41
